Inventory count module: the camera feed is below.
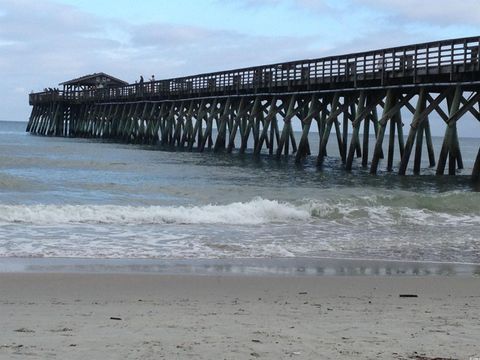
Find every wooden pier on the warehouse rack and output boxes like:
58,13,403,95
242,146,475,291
27,36,480,181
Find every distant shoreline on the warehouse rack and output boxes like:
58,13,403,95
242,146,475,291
1,256,478,277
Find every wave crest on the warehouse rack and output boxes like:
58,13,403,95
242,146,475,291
1,191,479,226
0,198,309,225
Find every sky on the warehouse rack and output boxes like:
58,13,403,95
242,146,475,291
0,0,479,136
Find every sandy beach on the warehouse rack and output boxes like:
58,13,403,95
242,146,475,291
1,272,479,360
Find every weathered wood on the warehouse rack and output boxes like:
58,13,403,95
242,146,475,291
190,100,206,150
200,100,219,152
437,86,462,175
341,106,348,163
472,148,480,183
227,98,246,153
387,110,396,172
370,104,384,160
214,98,231,152
448,123,461,175
240,98,260,154
334,118,344,161
399,89,427,175
362,110,370,167
25,85,477,181
371,88,395,174
346,91,366,171
276,96,297,157
255,97,277,155
413,120,424,175
295,95,318,162
317,94,340,166
423,118,435,167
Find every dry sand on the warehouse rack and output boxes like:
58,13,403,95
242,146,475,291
0,273,479,360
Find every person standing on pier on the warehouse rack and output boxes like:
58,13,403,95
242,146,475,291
139,75,144,96
150,75,155,93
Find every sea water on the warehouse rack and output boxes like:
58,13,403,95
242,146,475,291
0,120,479,263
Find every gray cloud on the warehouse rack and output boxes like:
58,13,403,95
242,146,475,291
354,0,480,25
0,0,478,138
0,0,318,121
221,0,480,27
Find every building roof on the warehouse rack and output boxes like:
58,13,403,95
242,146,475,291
59,72,128,87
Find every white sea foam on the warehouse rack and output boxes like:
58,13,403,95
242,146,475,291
1,196,479,261
1,195,479,227
0,198,310,225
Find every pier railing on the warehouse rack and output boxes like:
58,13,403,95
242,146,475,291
29,36,480,104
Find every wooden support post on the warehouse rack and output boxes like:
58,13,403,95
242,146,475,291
172,101,186,146
125,103,140,142
28,106,38,134
387,111,397,172
240,97,260,154
437,86,461,175
334,118,344,161
472,148,480,183
453,124,464,170
153,103,167,145
110,104,124,139
26,106,36,132
362,111,370,167
317,94,340,166
289,123,297,154
413,119,425,175
370,105,384,160
295,95,318,163
371,90,395,174
147,103,161,144
138,102,150,143
190,100,205,150
295,95,317,163
316,108,326,157
255,97,277,155
448,123,460,175
200,100,218,152
163,103,176,145
214,98,231,152
227,98,246,153
346,92,366,171
268,113,276,155
396,111,405,158
276,96,296,157
399,89,427,175
341,100,348,163
423,118,436,167
284,122,290,156
252,102,264,152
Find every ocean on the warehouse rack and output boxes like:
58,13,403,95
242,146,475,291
0,120,479,264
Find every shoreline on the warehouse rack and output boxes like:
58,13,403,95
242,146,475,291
1,256,479,277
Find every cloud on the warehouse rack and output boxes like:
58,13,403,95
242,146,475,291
0,0,318,121
352,0,480,26
219,0,283,9
0,0,478,137
130,23,242,50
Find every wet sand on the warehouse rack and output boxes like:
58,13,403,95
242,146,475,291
1,272,479,359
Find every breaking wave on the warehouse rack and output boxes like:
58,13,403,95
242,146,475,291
1,191,479,227
0,199,309,225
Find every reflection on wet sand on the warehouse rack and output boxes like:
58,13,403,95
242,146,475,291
1,257,478,277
